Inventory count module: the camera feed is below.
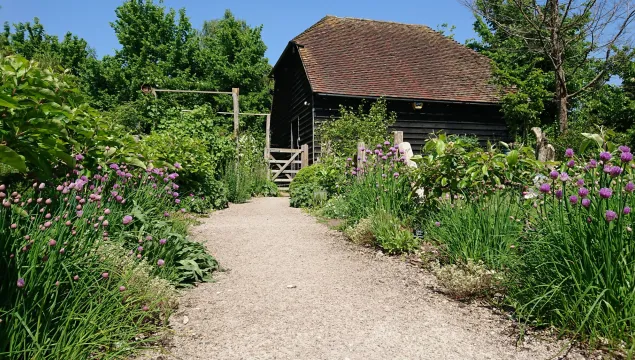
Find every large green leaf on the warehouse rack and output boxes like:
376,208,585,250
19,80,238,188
0,145,27,172
506,150,519,166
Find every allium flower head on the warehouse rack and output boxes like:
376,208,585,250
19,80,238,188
102,272,109,279
109,163,119,170
576,178,584,187
624,207,631,215
122,215,133,225
48,239,56,247
159,239,167,245
555,190,563,199
619,145,631,153
600,152,612,162
582,198,591,208
588,159,598,168
605,210,617,222
569,195,578,204
567,160,575,168
578,187,589,198
565,148,574,158
16,278,25,288
549,170,559,179
560,172,570,182
610,166,623,177
434,221,441,227
384,141,391,145
119,286,126,292
174,162,182,169
539,183,551,193
599,188,613,199
627,182,635,193
75,154,84,161
621,152,633,163
157,259,165,267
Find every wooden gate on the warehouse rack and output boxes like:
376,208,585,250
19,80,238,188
267,144,308,191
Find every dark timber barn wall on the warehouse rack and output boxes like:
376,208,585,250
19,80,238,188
270,43,314,158
312,96,509,157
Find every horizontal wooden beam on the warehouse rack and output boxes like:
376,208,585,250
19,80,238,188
273,178,293,183
217,112,270,116
269,160,302,165
154,89,233,95
269,148,303,153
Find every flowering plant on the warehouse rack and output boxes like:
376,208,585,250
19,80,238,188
515,146,635,345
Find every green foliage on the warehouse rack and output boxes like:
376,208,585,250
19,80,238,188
412,134,542,209
509,148,635,348
0,164,217,358
432,259,503,300
142,131,228,211
289,161,344,208
319,99,395,158
370,211,419,254
289,183,324,208
423,194,524,271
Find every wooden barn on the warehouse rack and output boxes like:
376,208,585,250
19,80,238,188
269,15,508,163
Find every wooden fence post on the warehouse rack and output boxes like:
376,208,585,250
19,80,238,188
357,141,366,171
264,114,271,159
393,131,403,146
301,144,309,168
232,88,240,142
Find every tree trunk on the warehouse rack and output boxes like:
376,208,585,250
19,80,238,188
548,0,568,134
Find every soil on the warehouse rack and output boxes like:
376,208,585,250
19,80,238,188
138,197,586,360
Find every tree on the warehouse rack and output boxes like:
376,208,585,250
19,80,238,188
464,0,635,133
2,18,95,76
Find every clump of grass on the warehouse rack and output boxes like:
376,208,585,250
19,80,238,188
423,193,525,271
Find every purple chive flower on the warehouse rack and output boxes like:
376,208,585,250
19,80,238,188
76,210,83,217
549,170,559,179
109,163,119,170
588,159,598,168
605,210,617,222
626,182,635,193
600,152,612,162
137,246,143,252
122,215,133,225
434,221,441,227
75,154,84,161
560,172,570,182
119,286,126,292
539,183,551,193
16,278,25,288
621,152,633,163
624,207,631,215
604,165,612,174
175,199,181,204
569,195,578,204
102,272,109,279
159,239,167,245
599,188,613,199
565,148,574,158
393,172,399,178
384,141,391,145
578,187,589,198
555,190,563,199
346,158,352,162
582,198,591,208
157,259,165,267
619,145,631,153
610,166,623,177
174,162,182,169
164,212,170,217
576,178,584,187
48,239,57,247
567,160,575,168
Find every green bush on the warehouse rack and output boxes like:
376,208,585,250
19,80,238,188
289,183,324,208
289,162,343,208
370,211,419,254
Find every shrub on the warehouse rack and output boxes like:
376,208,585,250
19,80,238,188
289,183,324,208
345,217,374,245
318,98,396,158
432,259,503,300
423,193,525,271
318,195,349,219
370,211,419,254
510,146,635,347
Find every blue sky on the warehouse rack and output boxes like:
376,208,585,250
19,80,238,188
0,0,479,64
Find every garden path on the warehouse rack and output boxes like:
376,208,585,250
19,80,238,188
146,197,580,360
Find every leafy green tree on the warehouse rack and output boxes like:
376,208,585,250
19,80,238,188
465,0,635,134
2,18,95,76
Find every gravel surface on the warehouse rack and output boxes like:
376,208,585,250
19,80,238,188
141,197,583,360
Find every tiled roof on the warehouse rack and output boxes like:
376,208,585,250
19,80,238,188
292,16,501,103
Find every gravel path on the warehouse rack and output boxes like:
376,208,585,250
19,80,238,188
147,197,580,360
